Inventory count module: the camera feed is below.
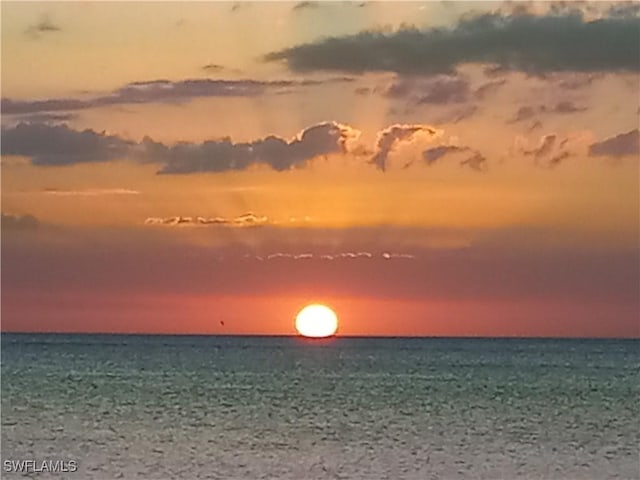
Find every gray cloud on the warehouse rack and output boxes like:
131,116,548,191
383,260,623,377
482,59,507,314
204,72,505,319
1,121,360,172
370,124,439,171
383,76,471,106
509,101,588,123
589,129,640,157
148,121,359,174
1,123,132,166
473,79,507,100
422,145,468,164
1,77,354,115
1,213,39,230
265,12,640,74
422,144,487,172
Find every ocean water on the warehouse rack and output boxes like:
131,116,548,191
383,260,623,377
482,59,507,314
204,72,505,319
1,334,638,479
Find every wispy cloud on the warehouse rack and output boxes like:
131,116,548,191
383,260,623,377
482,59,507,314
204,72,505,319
422,144,487,172
144,212,269,227
43,188,140,197
1,77,354,115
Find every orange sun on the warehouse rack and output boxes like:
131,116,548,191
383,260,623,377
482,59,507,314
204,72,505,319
295,304,339,338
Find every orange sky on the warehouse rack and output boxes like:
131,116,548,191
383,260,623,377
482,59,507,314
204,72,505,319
2,1,638,337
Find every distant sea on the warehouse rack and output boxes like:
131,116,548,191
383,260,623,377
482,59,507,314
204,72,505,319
2,334,639,479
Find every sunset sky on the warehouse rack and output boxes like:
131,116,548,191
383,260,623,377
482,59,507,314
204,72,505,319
1,1,638,337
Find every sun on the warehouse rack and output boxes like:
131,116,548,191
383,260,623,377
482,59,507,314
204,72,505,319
295,304,339,338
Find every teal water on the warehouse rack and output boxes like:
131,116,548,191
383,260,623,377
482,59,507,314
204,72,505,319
2,334,639,479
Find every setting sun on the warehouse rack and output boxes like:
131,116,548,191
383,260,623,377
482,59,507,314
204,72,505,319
295,304,338,338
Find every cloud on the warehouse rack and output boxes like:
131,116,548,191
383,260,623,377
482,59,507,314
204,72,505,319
24,15,61,38
43,188,140,197
524,134,558,160
473,79,507,100
422,145,468,164
589,129,640,157
460,152,488,172
515,132,589,167
265,12,640,74
509,101,588,122
1,77,355,115
422,144,487,172
384,76,470,105
556,73,601,90
552,101,588,114
201,63,225,72
1,123,132,166
1,213,40,230
147,121,361,174
370,124,439,171
293,1,319,11
510,106,536,123
145,212,269,227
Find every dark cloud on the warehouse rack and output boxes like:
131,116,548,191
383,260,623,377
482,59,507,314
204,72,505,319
370,124,438,171
265,13,640,74
24,15,61,38
148,121,359,174
0,121,360,172
422,145,468,164
422,144,487,172
1,213,39,230
383,76,470,104
509,101,588,123
1,123,132,166
1,77,354,115
589,129,640,157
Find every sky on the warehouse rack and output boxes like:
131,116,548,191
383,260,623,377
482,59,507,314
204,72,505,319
1,1,639,337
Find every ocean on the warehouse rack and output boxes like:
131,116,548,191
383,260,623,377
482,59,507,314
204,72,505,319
1,334,638,479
